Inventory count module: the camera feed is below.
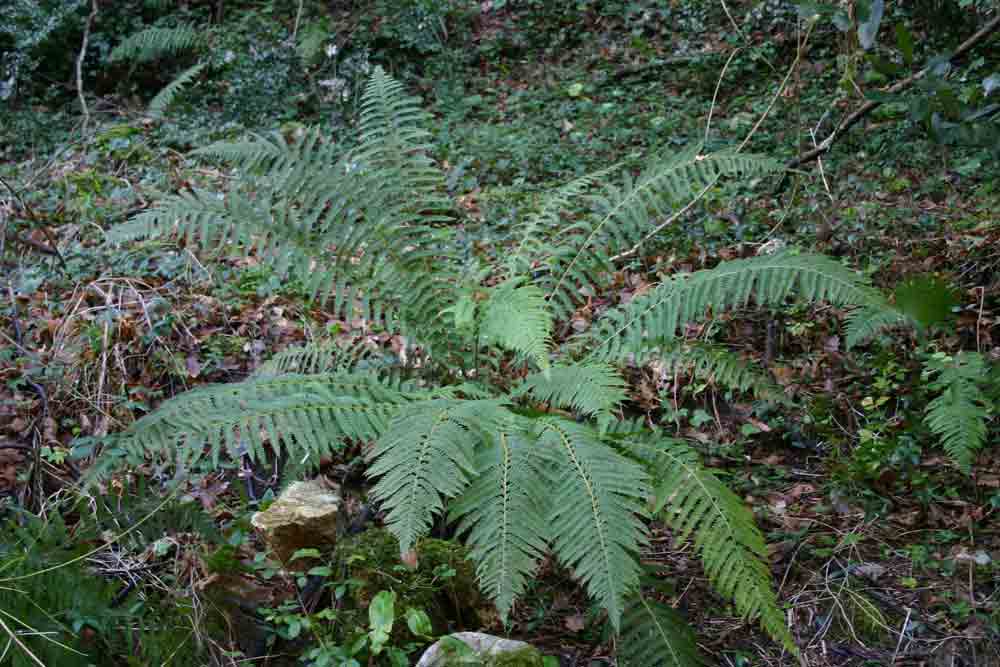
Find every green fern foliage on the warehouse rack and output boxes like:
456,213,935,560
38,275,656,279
619,595,706,667
148,60,206,117
844,304,912,349
367,399,510,552
479,279,553,371
102,68,807,660
110,24,202,63
533,148,782,319
589,252,880,361
625,437,796,653
923,352,993,472
115,372,413,470
449,428,550,622
514,362,627,419
642,341,788,403
110,67,461,349
538,419,650,630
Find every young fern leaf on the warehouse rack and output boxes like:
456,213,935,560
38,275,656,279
113,372,411,470
110,24,202,63
480,279,553,372
514,362,627,422
624,438,796,653
449,428,550,623
538,419,650,630
619,595,706,667
148,61,206,118
923,352,992,472
367,399,510,553
589,252,880,361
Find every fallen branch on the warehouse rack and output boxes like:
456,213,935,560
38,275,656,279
776,13,1000,192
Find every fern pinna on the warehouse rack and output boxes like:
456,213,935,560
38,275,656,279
105,68,900,662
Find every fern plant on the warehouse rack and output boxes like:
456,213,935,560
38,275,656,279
922,351,994,472
103,67,895,662
843,275,996,471
108,23,207,117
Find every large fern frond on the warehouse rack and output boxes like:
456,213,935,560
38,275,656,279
110,24,202,63
619,595,706,667
479,279,553,371
513,362,627,421
148,60,206,118
624,437,796,653
523,148,780,319
923,352,992,472
114,371,413,470
538,419,650,630
109,68,463,353
367,399,510,552
588,251,881,361
449,427,550,622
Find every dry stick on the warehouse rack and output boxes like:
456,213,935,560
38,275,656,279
777,13,1000,190
0,175,68,271
76,0,98,134
738,20,815,153
0,614,47,667
292,0,305,42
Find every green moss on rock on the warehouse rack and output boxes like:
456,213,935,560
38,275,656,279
335,528,484,635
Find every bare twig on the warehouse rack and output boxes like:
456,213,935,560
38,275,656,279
0,174,67,271
76,0,99,133
292,0,305,42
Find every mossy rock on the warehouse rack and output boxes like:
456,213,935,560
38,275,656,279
335,528,485,636
416,633,545,667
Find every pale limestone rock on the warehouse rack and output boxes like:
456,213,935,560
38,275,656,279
416,632,544,667
250,480,342,566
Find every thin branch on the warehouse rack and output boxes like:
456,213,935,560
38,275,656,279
76,0,99,133
0,174,68,271
777,13,1000,191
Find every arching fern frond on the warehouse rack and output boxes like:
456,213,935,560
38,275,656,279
480,279,552,372
148,61,206,118
533,148,780,319
367,399,511,552
646,341,788,404
505,165,617,278
110,24,202,63
619,595,706,667
589,252,880,361
923,352,992,472
115,372,415,470
449,427,550,623
538,419,650,630
109,67,463,353
514,362,627,420
256,339,399,377
624,437,796,653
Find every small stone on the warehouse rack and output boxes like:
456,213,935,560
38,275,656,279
251,480,342,566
